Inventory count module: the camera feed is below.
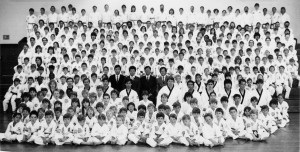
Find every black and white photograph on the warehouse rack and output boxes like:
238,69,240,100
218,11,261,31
0,0,299,151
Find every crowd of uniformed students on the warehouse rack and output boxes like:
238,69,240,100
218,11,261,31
0,2,296,147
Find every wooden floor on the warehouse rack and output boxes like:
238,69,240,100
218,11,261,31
0,113,299,152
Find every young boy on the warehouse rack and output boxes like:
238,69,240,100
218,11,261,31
156,93,171,108
269,99,287,128
249,97,261,112
181,114,209,147
54,107,63,125
226,107,251,140
277,94,289,123
258,105,278,134
34,110,57,145
202,113,225,147
146,112,168,147
157,104,170,123
145,103,157,125
52,113,74,145
246,109,270,141
229,94,244,117
205,98,219,115
128,110,150,144
88,114,110,145
3,78,21,112
18,110,40,143
73,115,90,145
214,108,232,139
161,113,189,146
110,115,129,145
0,113,23,142
170,101,184,122
220,96,230,119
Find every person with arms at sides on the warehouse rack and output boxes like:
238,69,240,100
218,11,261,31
109,65,125,92
125,66,140,92
140,66,157,104
156,67,169,93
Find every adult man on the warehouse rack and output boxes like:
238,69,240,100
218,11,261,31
108,65,125,92
156,67,169,92
140,66,157,104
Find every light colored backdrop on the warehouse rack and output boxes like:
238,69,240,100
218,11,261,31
0,0,299,44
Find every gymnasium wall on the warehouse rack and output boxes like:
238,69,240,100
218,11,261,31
0,0,299,44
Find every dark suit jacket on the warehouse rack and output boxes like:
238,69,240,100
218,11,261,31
125,76,140,92
156,75,169,92
108,74,125,92
140,75,157,103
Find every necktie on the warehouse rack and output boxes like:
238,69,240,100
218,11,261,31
116,75,119,82
162,76,165,82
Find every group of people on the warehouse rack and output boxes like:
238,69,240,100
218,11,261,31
0,2,296,148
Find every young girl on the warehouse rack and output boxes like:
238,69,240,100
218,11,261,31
71,98,81,114
37,108,46,122
41,98,52,111
181,92,193,115
127,102,137,124
242,106,252,128
106,110,116,131
85,106,97,131
81,98,90,116
110,115,129,145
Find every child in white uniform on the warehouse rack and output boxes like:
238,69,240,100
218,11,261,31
73,115,90,145
34,110,57,145
110,115,128,145
160,113,189,146
18,111,41,143
246,109,270,141
52,113,74,145
128,110,150,144
0,113,23,142
88,114,110,145
202,113,225,147
259,105,278,134
146,112,168,147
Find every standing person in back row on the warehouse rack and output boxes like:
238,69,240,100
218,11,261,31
140,66,157,105
109,65,125,92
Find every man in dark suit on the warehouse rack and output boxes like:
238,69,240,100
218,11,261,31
156,67,169,92
125,66,140,92
108,65,125,92
140,66,157,104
